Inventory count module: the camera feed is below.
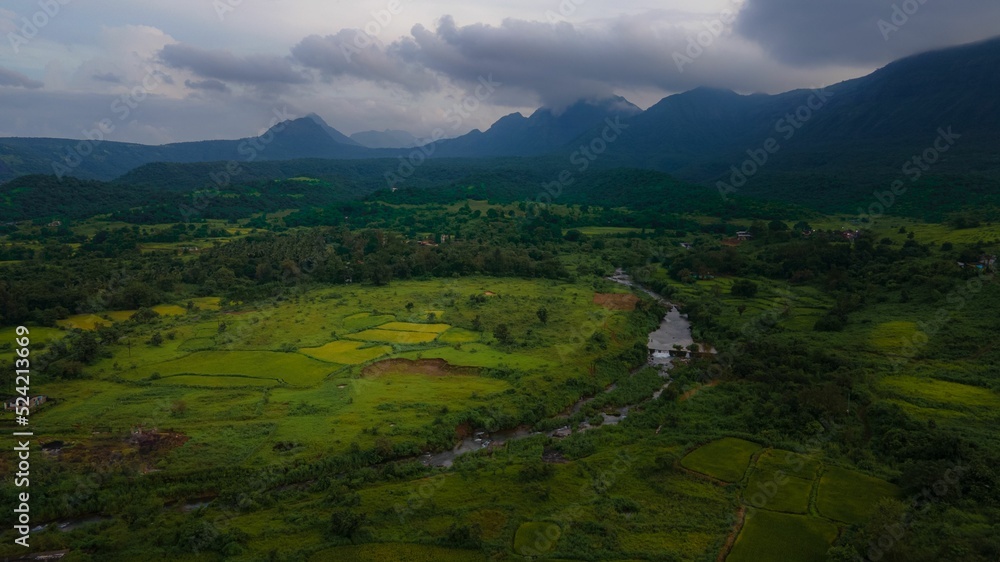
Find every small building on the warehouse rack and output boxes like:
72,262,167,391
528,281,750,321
47,220,63,228
736,231,753,241
3,395,47,411
679,242,694,250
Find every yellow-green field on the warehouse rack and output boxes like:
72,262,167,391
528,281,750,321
870,321,923,353
729,511,839,562
681,438,762,482
881,376,1000,409
378,321,451,333
816,467,902,524
349,328,440,344
300,340,392,364
129,350,337,386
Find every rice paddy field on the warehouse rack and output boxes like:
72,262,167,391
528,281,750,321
680,439,901,558
28,276,641,472
5,212,997,562
680,437,761,482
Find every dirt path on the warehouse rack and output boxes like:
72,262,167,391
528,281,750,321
680,380,719,401
717,506,747,562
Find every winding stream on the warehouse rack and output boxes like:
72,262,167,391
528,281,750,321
421,270,695,467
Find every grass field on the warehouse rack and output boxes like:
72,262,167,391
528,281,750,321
130,350,337,386
745,457,814,515
152,374,281,388
0,325,63,363
514,521,561,555
729,511,839,562
881,376,1000,409
681,438,762,482
349,328,441,344
379,322,452,333
816,466,901,524
870,321,923,353
437,327,480,343
300,340,392,364
57,313,116,330
343,313,397,331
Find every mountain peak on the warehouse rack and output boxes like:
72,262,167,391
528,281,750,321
301,113,361,146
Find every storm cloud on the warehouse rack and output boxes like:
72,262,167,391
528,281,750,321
0,66,43,89
735,0,1000,66
159,43,310,86
294,13,855,109
291,30,440,92
0,1,994,142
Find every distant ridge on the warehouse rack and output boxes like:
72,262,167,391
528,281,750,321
1,36,999,187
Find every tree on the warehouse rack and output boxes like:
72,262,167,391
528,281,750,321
730,279,759,298
494,323,513,345
147,332,164,346
536,307,549,324
329,509,365,538
768,220,789,232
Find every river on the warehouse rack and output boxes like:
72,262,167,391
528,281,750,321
421,270,695,467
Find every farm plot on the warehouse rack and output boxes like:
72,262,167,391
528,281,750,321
300,340,392,364
816,466,901,524
378,322,451,334
728,511,839,562
681,438,762,482
514,522,561,556
881,376,1000,409
745,449,820,514
130,351,337,386
349,328,440,344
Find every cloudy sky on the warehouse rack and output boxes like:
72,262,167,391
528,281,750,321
0,0,996,144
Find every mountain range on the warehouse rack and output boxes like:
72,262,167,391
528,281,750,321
1,36,999,196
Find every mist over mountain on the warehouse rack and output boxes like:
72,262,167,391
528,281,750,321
350,130,422,149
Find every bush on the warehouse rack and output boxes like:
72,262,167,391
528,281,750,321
730,279,759,298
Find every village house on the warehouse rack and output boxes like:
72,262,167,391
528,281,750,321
958,255,997,271
3,395,47,411
736,231,753,241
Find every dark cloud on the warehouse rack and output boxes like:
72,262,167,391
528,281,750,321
391,14,826,108
291,31,439,92
185,79,231,93
0,66,43,89
92,72,123,84
159,43,309,85
736,0,1000,66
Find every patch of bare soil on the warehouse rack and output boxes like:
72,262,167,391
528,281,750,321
593,293,640,311
542,448,568,464
680,380,719,402
362,358,479,377
718,506,747,562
